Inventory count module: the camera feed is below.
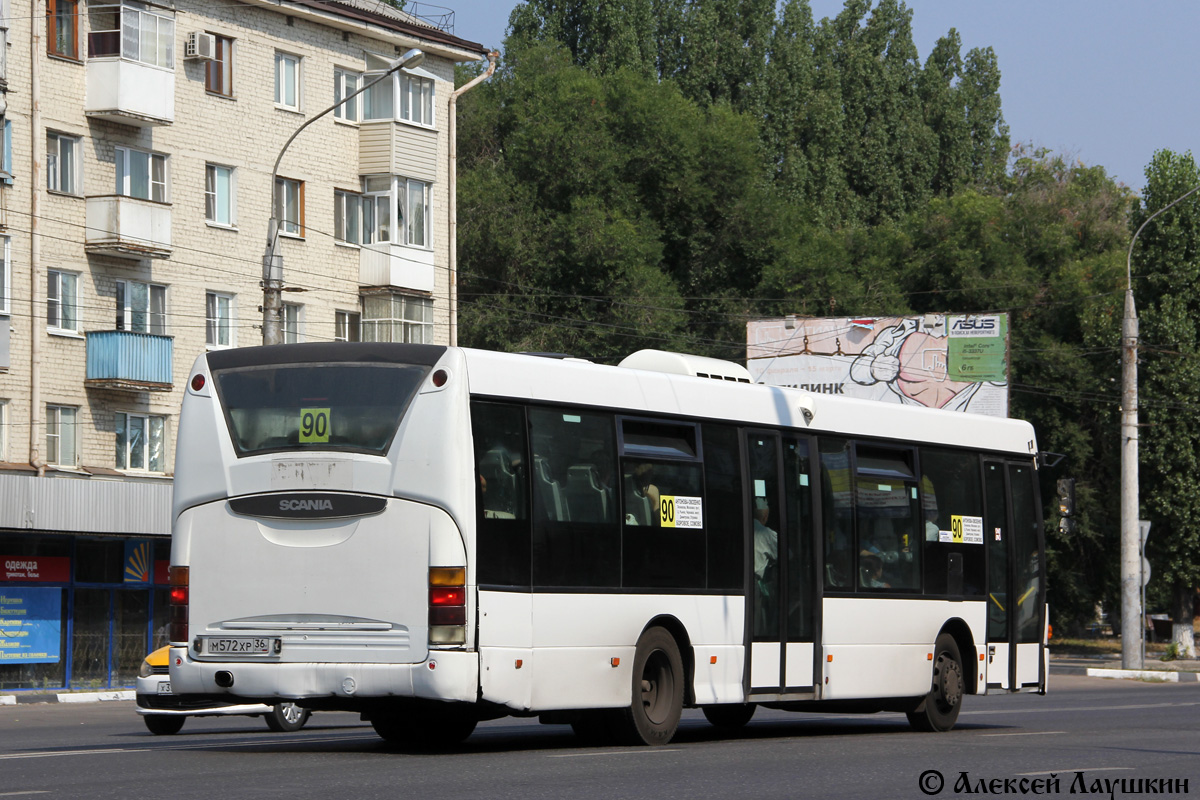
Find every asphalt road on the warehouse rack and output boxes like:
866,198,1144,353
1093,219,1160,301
0,674,1196,800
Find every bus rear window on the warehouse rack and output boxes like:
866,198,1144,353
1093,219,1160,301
213,363,429,456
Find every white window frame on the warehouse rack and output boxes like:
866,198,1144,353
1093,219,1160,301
115,146,168,202
334,68,361,122
87,1,175,68
205,290,234,349
0,236,10,315
360,175,430,248
205,33,233,97
361,293,432,344
46,405,78,467
47,132,80,194
275,177,304,237
334,189,364,245
282,302,303,344
205,163,236,227
115,411,167,472
0,400,7,463
335,310,360,342
274,50,301,111
116,279,166,335
47,269,80,333
399,73,435,127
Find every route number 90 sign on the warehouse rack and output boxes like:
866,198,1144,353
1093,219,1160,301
299,408,331,443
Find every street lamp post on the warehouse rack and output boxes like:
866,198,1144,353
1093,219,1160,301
1120,182,1200,670
262,48,425,345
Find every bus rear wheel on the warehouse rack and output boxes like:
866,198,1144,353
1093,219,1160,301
371,704,478,748
907,633,965,732
612,627,684,746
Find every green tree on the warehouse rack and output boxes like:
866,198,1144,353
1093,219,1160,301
1134,149,1200,656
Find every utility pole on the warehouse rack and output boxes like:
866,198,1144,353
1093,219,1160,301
262,48,426,345
1121,183,1200,669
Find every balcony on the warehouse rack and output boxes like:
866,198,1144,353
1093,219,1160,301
85,58,175,127
359,244,435,293
85,331,173,392
85,195,172,259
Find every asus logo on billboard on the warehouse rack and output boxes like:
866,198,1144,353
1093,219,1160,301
228,493,387,519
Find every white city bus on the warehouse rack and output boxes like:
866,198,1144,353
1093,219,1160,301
168,343,1046,746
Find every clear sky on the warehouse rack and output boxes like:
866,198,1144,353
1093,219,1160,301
434,0,1199,193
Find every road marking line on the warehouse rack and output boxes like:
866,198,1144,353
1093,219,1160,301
981,731,1066,737
0,792,53,796
549,749,682,758
1017,768,1136,776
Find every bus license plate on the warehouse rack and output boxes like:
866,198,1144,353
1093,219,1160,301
205,637,273,655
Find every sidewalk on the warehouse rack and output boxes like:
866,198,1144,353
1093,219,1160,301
1049,652,1200,682
0,689,134,706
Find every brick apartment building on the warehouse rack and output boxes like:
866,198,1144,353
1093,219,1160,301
0,0,487,691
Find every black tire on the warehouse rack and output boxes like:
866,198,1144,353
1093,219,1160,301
906,633,965,732
143,714,186,735
702,703,756,730
264,702,310,732
371,704,478,748
612,627,684,746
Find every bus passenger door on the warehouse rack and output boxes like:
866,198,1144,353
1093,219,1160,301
745,432,817,698
984,460,1046,692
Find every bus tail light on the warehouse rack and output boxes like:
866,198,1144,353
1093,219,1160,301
429,567,466,646
168,566,189,643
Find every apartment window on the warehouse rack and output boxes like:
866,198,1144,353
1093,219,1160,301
115,146,168,202
205,291,233,348
362,71,393,120
360,175,430,247
0,236,9,315
0,116,13,185
47,270,80,332
116,280,166,334
46,405,78,466
0,401,7,462
335,310,360,342
87,2,175,68
275,177,304,236
362,293,432,344
334,68,360,121
401,178,431,247
205,164,235,226
400,74,434,126
47,132,80,194
47,0,79,59
334,189,366,244
116,412,166,472
205,34,233,97
282,303,303,343
274,51,300,110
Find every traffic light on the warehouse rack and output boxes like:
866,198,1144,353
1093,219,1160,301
1056,478,1076,534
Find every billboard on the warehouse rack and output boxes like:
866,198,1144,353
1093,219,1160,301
746,314,1009,418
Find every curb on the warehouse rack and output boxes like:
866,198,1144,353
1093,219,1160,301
1086,667,1200,683
0,690,134,705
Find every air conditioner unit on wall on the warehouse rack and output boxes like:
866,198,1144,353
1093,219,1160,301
185,32,217,61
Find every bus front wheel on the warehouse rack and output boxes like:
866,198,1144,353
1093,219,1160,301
907,633,965,732
613,626,684,746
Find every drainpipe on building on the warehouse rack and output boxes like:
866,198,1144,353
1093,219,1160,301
447,51,499,348
29,0,45,476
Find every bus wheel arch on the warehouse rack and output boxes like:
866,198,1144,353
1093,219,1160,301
937,618,978,695
641,615,695,706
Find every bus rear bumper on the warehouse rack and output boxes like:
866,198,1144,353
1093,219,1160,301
167,647,478,705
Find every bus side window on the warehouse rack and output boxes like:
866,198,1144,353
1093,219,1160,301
820,438,854,589
919,447,985,597
471,401,531,588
